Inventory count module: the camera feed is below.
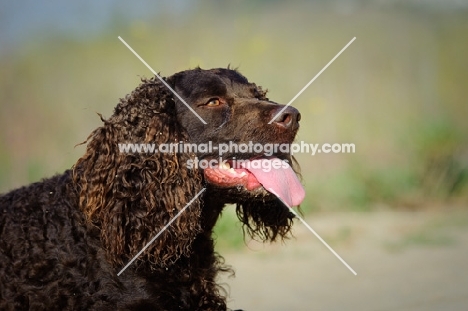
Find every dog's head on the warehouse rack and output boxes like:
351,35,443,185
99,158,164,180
168,68,305,241
73,67,304,269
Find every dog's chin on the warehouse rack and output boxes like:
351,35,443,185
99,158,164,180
205,183,276,205
203,164,297,242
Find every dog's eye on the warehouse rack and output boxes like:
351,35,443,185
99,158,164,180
206,98,221,107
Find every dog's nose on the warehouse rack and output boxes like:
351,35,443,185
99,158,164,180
271,106,301,130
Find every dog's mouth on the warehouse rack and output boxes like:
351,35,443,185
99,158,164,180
203,157,305,207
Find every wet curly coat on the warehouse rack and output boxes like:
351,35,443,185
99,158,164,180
0,68,302,310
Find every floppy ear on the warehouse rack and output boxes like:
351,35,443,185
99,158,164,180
73,76,203,269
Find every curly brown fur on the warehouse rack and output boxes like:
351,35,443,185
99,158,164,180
73,78,203,269
0,67,302,310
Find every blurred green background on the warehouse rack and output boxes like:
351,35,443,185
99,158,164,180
1,0,467,217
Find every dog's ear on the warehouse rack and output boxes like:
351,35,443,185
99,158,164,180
73,76,203,270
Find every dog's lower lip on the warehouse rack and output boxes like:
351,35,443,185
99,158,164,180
204,166,262,191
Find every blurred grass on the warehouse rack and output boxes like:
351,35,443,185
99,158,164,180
385,209,468,252
1,0,467,236
213,207,246,251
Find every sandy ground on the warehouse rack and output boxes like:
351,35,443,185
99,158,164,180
219,209,468,311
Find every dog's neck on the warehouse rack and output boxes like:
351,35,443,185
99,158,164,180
201,195,227,232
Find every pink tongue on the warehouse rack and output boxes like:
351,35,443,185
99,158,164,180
240,158,305,207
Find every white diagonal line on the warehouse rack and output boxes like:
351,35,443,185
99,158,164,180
117,188,206,276
267,188,357,276
268,37,356,124
118,36,207,125
288,207,357,276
